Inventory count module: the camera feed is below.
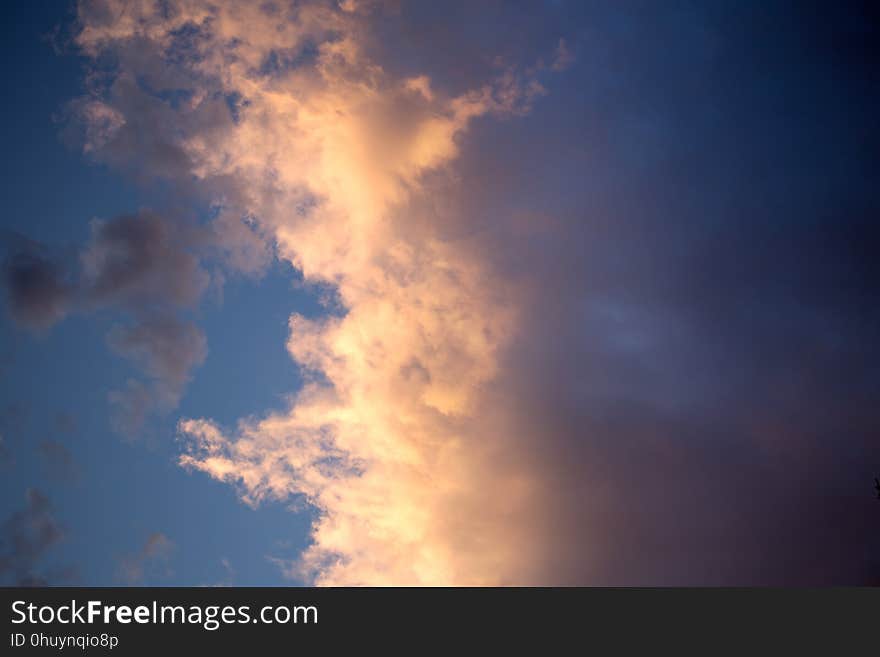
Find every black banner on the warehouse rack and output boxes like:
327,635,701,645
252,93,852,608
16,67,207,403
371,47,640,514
2,587,877,654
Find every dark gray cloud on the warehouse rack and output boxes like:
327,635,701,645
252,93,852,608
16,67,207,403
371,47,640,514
2,211,211,320
1,240,73,330
83,211,210,436
2,210,212,438
81,210,209,309
108,316,208,391
0,489,67,586
449,1,880,584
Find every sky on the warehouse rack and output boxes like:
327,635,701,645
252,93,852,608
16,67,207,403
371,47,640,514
0,0,878,586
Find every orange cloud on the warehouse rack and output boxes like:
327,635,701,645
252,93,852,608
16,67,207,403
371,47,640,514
77,0,558,585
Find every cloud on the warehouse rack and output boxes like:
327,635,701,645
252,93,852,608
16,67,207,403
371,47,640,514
116,532,175,584
108,317,207,390
72,0,560,584
1,241,73,330
81,211,210,436
80,211,209,310
433,3,880,584
107,315,207,435
550,38,575,72
72,0,880,586
38,440,81,483
1,210,212,437
204,557,235,587
0,489,66,586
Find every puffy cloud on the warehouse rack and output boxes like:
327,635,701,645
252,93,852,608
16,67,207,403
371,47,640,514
82,211,210,436
72,0,558,584
1,210,212,438
72,0,880,586
0,239,73,330
81,211,209,310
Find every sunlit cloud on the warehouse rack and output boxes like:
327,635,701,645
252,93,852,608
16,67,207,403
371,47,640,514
71,0,564,584
62,0,880,587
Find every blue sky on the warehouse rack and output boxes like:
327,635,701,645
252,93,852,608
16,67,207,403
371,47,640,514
1,1,319,585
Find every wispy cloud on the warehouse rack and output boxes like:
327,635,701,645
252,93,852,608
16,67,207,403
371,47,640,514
107,314,207,436
1,210,212,438
116,532,174,584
